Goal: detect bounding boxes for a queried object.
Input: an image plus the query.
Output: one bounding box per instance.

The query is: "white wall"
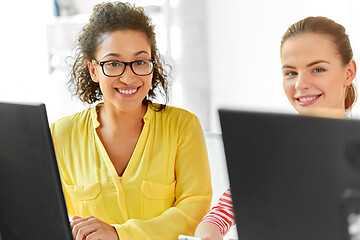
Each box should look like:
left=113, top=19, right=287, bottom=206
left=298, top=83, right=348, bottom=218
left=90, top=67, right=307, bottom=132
left=0, top=1, right=51, bottom=103
left=206, top=0, right=360, bottom=132
left=0, top=1, right=88, bottom=124
left=1, top=0, right=360, bottom=129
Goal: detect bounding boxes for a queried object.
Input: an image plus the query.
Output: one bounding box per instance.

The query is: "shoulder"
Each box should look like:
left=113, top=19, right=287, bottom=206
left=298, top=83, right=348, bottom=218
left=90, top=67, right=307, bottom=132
left=149, top=104, right=203, bottom=133
left=152, top=104, right=199, bottom=124
left=51, top=107, right=94, bottom=137
left=152, top=104, right=197, bottom=119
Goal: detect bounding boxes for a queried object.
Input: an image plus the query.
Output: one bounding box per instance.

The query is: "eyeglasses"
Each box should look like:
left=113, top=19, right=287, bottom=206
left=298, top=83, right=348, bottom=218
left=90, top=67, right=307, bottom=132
left=92, top=59, right=156, bottom=77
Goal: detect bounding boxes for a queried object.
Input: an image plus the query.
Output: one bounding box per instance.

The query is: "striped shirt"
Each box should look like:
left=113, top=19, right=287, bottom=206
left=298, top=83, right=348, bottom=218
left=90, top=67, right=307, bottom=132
left=200, top=188, right=235, bottom=235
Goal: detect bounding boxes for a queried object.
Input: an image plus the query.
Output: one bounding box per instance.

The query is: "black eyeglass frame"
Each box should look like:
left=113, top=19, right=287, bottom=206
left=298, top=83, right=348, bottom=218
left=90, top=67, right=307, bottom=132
left=92, top=59, right=156, bottom=77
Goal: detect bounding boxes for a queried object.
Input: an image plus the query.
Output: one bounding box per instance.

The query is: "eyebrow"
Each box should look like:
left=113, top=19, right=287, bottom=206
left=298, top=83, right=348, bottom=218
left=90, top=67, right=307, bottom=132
left=102, top=51, right=150, bottom=59
left=282, top=60, right=330, bottom=69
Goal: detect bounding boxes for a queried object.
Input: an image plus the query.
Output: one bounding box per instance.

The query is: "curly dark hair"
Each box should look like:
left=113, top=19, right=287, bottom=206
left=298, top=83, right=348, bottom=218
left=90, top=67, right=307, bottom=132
left=69, top=1, right=169, bottom=110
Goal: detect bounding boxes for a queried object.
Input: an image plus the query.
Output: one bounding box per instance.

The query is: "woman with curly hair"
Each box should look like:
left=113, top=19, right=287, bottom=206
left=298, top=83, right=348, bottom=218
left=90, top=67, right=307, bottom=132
left=50, top=2, right=212, bottom=240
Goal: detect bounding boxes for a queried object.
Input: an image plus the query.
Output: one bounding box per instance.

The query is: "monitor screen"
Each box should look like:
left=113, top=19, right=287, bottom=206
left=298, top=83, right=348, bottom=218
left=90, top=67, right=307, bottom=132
left=219, top=109, right=360, bottom=240
left=0, top=102, right=73, bottom=240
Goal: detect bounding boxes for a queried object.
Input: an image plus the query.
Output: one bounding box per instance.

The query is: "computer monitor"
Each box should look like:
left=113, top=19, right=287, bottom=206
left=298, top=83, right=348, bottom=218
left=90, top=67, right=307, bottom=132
left=219, top=109, right=360, bottom=240
left=0, top=102, right=73, bottom=240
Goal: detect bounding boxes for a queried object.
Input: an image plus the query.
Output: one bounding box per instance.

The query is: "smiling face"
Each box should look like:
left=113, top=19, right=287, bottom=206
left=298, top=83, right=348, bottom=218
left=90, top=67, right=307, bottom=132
left=281, top=33, right=355, bottom=118
left=88, top=30, right=152, bottom=113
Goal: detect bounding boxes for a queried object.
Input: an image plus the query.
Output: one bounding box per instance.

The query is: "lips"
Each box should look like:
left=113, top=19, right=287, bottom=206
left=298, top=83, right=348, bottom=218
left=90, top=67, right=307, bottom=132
left=295, top=94, right=322, bottom=106
left=115, top=87, right=139, bottom=95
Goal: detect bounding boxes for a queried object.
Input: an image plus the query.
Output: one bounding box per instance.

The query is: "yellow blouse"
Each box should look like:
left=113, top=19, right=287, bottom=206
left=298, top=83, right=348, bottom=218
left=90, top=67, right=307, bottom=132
left=50, top=103, right=212, bottom=240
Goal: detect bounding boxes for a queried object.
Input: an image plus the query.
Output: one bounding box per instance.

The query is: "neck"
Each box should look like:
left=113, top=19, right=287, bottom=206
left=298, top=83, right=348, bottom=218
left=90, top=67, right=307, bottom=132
left=98, top=103, right=147, bottom=132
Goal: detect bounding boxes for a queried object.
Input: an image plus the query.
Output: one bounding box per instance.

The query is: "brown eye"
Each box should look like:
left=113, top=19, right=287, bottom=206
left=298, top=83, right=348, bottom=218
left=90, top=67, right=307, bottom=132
left=134, top=60, right=146, bottom=66
left=106, top=61, right=121, bottom=67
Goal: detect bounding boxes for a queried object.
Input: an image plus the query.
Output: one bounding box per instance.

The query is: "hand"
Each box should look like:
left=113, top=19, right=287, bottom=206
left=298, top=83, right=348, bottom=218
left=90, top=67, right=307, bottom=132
left=194, top=222, right=223, bottom=240
left=71, top=216, right=119, bottom=240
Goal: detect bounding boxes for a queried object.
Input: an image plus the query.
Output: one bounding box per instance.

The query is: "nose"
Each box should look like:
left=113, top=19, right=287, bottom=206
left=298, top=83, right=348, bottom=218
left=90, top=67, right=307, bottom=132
left=295, top=72, right=312, bottom=90
left=119, top=65, right=136, bottom=85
